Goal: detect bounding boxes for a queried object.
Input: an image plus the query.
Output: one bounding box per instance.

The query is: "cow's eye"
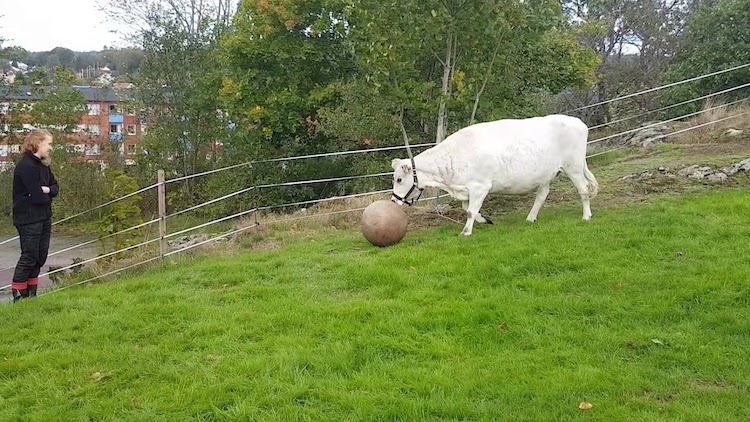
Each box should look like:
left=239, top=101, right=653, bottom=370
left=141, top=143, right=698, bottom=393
left=397, top=178, right=402, bottom=183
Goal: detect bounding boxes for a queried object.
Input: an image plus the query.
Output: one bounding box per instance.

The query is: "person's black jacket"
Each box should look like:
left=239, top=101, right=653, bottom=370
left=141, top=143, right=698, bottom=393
left=12, top=152, right=59, bottom=226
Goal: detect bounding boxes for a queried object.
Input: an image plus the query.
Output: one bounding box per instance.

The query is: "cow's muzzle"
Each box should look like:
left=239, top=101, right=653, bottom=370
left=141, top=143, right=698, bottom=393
left=392, top=185, right=423, bottom=207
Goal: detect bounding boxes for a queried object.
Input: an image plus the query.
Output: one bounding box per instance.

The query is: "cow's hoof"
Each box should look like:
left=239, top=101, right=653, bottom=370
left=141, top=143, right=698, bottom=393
left=483, top=215, right=494, bottom=225
left=459, top=230, right=472, bottom=237
left=526, top=217, right=536, bottom=223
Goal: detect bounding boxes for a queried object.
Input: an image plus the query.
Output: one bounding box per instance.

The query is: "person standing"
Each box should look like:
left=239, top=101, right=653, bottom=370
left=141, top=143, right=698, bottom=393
left=10, top=128, right=59, bottom=302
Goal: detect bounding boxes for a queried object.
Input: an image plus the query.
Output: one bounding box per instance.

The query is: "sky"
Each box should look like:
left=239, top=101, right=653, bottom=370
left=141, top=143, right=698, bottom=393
left=1, top=0, right=123, bottom=52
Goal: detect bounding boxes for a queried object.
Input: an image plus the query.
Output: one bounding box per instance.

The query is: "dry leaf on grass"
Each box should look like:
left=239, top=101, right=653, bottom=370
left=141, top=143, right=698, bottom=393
left=90, top=372, right=111, bottom=382
left=579, top=401, right=593, bottom=410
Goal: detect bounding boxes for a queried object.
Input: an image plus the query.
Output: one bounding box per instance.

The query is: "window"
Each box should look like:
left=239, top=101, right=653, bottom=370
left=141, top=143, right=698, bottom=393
left=0, top=102, right=9, bottom=114
left=127, top=144, right=136, bottom=155
left=109, top=104, right=117, bottom=113
left=88, top=124, right=100, bottom=135
left=85, top=144, right=101, bottom=156
left=10, top=144, right=20, bottom=153
left=127, top=125, right=136, bottom=135
left=76, top=124, right=87, bottom=133
left=87, top=104, right=101, bottom=115
left=110, top=124, right=119, bottom=133
left=0, top=145, right=7, bottom=157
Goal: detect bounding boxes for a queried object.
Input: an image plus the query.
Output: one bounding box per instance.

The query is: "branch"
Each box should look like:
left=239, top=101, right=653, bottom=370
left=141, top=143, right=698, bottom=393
left=470, top=34, right=504, bottom=125
left=166, top=0, right=192, bottom=34
left=432, top=51, right=446, bottom=67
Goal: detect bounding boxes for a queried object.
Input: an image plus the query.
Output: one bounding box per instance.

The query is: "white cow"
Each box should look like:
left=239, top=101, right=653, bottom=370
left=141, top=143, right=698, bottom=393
left=391, top=114, right=599, bottom=236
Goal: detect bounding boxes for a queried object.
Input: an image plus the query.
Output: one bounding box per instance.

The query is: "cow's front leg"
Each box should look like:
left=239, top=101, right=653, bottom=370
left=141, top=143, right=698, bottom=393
left=460, top=187, right=491, bottom=236
left=462, top=201, right=493, bottom=225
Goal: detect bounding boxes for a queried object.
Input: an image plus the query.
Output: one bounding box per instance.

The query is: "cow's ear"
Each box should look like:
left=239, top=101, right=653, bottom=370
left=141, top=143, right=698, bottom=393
left=391, top=158, right=401, bottom=171
left=401, top=163, right=411, bottom=174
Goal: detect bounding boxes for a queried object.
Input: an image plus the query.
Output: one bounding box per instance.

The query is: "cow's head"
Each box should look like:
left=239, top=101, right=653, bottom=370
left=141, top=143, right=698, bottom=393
left=391, top=158, right=422, bottom=206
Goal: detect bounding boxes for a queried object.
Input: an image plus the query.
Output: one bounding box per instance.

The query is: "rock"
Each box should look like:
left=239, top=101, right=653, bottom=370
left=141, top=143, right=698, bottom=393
left=725, top=128, right=744, bottom=137
left=720, top=158, right=750, bottom=176
left=678, top=165, right=699, bottom=177
left=166, top=233, right=225, bottom=250
left=625, top=122, right=670, bottom=148
left=618, top=171, right=651, bottom=181
left=637, top=171, right=653, bottom=180
left=640, top=137, right=663, bottom=148
left=679, top=165, right=713, bottom=179
left=688, top=167, right=712, bottom=180
left=706, top=172, right=728, bottom=183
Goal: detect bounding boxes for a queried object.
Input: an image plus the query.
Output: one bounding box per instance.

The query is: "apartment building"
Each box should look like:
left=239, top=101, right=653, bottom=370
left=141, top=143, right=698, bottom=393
left=0, top=84, right=146, bottom=168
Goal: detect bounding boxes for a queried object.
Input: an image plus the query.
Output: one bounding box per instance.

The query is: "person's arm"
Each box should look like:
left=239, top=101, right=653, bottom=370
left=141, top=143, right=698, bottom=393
left=18, top=163, right=51, bottom=205
left=48, top=169, right=59, bottom=198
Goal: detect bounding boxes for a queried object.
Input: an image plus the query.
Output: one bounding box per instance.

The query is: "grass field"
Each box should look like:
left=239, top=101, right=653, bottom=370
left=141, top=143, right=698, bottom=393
left=2, top=186, right=750, bottom=420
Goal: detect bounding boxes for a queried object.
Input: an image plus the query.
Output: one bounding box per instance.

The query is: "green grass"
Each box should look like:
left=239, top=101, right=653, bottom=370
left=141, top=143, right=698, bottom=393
left=2, top=189, right=750, bottom=421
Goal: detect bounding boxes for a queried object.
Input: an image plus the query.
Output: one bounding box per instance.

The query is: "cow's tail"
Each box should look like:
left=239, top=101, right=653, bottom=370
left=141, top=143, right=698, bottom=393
left=584, top=163, right=599, bottom=198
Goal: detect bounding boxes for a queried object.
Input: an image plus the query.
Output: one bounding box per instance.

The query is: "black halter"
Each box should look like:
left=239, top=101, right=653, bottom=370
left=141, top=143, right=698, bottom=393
left=392, top=156, right=424, bottom=207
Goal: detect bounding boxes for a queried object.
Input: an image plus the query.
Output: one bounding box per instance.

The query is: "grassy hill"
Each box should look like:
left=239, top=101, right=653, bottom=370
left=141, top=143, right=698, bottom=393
left=2, top=184, right=750, bottom=420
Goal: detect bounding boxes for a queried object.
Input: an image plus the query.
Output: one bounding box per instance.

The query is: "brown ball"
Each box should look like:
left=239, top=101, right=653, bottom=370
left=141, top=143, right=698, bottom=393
left=362, top=200, right=408, bottom=247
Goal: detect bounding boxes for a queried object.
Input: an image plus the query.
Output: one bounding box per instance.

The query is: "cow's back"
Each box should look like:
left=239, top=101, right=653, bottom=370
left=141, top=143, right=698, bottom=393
left=421, top=115, right=588, bottom=194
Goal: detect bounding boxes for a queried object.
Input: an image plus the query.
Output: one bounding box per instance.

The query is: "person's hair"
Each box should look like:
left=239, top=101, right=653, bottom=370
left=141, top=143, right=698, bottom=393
left=22, top=128, right=53, bottom=155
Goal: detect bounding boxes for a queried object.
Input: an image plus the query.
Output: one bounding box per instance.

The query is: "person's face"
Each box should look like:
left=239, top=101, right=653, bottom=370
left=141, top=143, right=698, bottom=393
left=36, top=136, right=53, bottom=158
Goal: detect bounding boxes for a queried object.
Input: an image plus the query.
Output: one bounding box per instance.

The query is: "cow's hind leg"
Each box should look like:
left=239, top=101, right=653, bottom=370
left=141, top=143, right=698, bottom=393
left=462, top=201, right=493, bottom=224
left=460, top=187, right=491, bottom=236
left=526, top=183, right=550, bottom=223
left=566, top=170, right=593, bottom=220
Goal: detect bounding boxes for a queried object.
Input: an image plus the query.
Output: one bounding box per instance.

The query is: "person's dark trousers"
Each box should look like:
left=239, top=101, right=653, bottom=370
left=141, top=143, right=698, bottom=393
left=11, top=219, right=51, bottom=302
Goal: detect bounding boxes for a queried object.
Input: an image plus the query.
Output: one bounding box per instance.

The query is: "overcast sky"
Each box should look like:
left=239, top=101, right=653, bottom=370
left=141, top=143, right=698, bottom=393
left=1, top=0, right=123, bottom=52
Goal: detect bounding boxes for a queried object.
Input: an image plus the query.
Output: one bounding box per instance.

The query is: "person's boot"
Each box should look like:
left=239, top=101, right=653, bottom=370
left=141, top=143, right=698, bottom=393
left=27, top=278, right=39, bottom=298
left=11, top=288, right=28, bottom=303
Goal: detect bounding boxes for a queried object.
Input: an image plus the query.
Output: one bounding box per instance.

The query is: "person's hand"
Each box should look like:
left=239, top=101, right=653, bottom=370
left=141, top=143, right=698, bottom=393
left=41, top=186, right=51, bottom=194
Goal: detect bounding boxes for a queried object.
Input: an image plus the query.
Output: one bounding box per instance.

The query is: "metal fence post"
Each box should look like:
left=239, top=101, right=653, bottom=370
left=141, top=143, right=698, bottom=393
left=157, top=169, right=167, bottom=258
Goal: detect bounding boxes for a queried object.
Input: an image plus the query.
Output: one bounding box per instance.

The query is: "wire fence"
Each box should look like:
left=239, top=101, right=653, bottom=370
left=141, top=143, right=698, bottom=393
left=566, top=62, right=750, bottom=113
left=3, top=66, right=749, bottom=296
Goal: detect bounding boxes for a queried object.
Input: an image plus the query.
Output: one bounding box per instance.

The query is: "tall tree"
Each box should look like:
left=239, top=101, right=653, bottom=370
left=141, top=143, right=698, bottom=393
left=219, top=0, right=354, bottom=156
left=102, top=0, right=236, bottom=208
left=560, top=0, right=700, bottom=124
left=664, top=0, right=750, bottom=110
left=335, top=0, right=598, bottom=144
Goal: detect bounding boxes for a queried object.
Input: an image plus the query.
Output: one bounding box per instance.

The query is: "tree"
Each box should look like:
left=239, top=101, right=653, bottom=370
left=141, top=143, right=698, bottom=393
left=103, top=48, right=144, bottom=74
left=560, top=0, right=701, bottom=125
left=219, top=0, right=354, bottom=155
left=334, top=0, right=597, bottom=144
left=30, top=67, right=87, bottom=133
left=101, top=0, right=236, bottom=211
left=49, top=47, right=76, bottom=68
left=96, top=169, right=143, bottom=252
left=663, top=0, right=750, bottom=111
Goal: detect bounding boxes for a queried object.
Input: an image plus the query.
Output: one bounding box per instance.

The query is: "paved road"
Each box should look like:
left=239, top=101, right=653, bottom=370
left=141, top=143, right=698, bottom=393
left=0, top=235, right=98, bottom=303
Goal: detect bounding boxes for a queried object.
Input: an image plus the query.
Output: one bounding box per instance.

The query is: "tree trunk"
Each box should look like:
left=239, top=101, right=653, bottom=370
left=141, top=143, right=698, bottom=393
left=436, top=33, right=454, bottom=144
